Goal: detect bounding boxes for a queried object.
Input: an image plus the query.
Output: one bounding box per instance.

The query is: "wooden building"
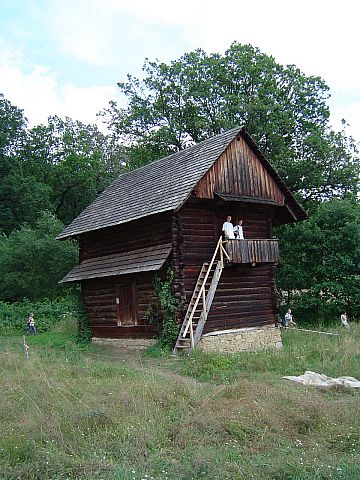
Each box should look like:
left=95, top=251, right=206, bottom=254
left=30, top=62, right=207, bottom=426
left=58, top=127, right=306, bottom=353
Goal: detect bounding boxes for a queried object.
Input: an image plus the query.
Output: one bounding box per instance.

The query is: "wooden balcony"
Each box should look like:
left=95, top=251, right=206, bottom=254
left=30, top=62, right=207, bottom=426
left=225, top=239, right=279, bottom=264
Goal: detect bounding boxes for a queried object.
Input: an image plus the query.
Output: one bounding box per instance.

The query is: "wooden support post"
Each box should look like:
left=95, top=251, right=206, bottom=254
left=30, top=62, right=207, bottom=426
left=23, top=335, right=29, bottom=360
left=220, top=239, right=224, bottom=268
left=202, top=287, right=207, bottom=322
left=189, top=320, right=194, bottom=351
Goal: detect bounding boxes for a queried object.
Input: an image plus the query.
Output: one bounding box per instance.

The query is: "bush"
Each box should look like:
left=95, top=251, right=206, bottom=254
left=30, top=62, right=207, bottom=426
left=0, top=293, right=80, bottom=335
left=277, top=199, right=360, bottom=325
left=0, top=211, right=78, bottom=302
left=146, top=269, right=179, bottom=348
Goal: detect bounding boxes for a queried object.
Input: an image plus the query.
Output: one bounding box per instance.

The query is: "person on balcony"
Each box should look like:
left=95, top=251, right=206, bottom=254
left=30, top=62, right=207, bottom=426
left=234, top=219, right=244, bottom=240
left=222, top=215, right=235, bottom=240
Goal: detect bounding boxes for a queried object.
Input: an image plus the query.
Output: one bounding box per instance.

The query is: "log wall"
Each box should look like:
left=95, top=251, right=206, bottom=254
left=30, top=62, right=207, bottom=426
left=178, top=203, right=278, bottom=332
left=79, top=213, right=172, bottom=338
left=80, top=213, right=171, bottom=261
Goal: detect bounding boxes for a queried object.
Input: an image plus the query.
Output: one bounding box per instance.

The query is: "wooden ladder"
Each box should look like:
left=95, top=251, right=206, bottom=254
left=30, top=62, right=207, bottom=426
left=172, top=237, right=229, bottom=355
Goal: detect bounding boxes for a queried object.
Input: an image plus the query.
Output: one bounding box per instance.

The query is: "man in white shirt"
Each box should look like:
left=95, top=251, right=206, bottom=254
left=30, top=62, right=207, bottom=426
left=222, top=215, right=235, bottom=239
left=234, top=219, right=244, bottom=239
left=340, top=312, right=350, bottom=329
left=284, top=309, right=296, bottom=327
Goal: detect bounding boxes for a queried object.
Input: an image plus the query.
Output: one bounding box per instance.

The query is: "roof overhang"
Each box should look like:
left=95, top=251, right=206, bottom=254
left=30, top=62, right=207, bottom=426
left=215, top=192, right=283, bottom=207
left=59, top=243, right=172, bottom=283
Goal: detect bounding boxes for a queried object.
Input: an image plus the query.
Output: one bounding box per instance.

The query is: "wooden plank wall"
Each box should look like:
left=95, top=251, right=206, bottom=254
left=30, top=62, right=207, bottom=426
left=79, top=212, right=172, bottom=338
left=82, top=272, right=158, bottom=338
left=204, top=264, right=277, bottom=332
left=79, top=212, right=172, bottom=261
left=194, top=134, right=285, bottom=205
left=179, top=203, right=278, bottom=332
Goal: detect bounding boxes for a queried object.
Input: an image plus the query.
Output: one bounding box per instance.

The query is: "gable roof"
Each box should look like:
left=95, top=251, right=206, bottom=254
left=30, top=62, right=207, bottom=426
left=57, top=127, right=306, bottom=240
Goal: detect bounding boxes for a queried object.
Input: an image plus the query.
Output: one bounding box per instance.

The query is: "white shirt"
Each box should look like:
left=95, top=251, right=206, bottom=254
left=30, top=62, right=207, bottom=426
left=284, top=312, right=293, bottom=325
left=234, top=225, right=244, bottom=239
left=222, top=221, right=235, bottom=239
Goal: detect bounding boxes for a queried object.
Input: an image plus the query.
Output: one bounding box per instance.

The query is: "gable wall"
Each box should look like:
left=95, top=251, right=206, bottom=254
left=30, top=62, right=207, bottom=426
left=194, top=134, right=285, bottom=204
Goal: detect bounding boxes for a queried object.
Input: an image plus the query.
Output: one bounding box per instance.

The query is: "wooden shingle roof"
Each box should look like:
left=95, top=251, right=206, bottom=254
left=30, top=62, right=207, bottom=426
left=57, top=126, right=307, bottom=240
left=59, top=243, right=172, bottom=283
left=56, top=127, right=242, bottom=239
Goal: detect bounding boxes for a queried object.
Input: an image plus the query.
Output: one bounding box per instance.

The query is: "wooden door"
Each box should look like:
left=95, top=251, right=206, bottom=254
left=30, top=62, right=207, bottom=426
left=116, top=283, right=137, bottom=326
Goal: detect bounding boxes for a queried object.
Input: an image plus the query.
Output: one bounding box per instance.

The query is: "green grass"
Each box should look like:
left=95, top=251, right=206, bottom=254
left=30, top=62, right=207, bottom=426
left=0, top=324, right=359, bottom=479
left=179, top=326, right=360, bottom=383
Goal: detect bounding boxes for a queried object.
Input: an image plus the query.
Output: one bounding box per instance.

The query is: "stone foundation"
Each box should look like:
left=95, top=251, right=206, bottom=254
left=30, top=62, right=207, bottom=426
left=199, top=325, right=282, bottom=354
left=92, top=337, right=156, bottom=350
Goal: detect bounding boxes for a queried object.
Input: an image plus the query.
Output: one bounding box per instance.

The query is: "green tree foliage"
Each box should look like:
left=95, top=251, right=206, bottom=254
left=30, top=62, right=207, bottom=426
left=0, top=212, right=78, bottom=301
left=0, top=94, right=125, bottom=234
left=0, top=94, right=53, bottom=234
left=146, top=269, right=179, bottom=347
left=103, top=43, right=359, bottom=201
left=20, top=116, right=125, bottom=226
left=276, top=200, right=360, bottom=322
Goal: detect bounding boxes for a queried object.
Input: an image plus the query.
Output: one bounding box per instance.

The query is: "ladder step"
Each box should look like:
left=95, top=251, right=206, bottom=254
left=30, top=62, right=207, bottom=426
left=173, top=256, right=223, bottom=356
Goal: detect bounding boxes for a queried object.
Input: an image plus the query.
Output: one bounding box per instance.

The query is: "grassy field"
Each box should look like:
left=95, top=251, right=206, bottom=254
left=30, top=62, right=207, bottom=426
left=1, top=321, right=360, bottom=480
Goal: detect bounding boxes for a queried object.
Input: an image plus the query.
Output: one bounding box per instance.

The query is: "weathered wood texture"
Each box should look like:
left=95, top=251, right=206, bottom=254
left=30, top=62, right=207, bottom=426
left=194, top=134, right=285, bottom=205
left=225, top=239, right=279, bottom=264
left=178, top=203, right=278, bottom=331
left=204, top=264, right=277, bottom=332
left=57, top=128, right=243, bottom=240
left=78, top=213, right=172, bottom=338
left=61, top=243, right=172, bottom=283
left=82, top=273, right=158, bottom=338
left=79, top=213, right=171, bottom=261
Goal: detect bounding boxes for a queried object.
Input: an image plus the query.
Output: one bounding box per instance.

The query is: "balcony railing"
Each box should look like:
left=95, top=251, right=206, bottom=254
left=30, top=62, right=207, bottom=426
left=225, top=239, right=279, bottom=264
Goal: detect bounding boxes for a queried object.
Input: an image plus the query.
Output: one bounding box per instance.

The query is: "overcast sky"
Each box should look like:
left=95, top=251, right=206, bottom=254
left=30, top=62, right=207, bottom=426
left=0, top=0, right=359, bottom=140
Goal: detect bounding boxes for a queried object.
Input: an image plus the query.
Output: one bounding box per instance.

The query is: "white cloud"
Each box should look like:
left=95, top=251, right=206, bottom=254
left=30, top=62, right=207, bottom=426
left=0, top=41, right=119, bottom=127
left=44, top=0, right=360, bottom=89
left=1, top=0, right=359, bottom=140
left=330, top=95, right=360, bottom=140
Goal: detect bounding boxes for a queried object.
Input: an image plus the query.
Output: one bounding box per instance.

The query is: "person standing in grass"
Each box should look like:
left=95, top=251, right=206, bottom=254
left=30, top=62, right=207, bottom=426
left=340, top=311, right=350, bottom=329
left=284, top=308, right=296, bottom=327
left=26, top=312, right=36, bottom=336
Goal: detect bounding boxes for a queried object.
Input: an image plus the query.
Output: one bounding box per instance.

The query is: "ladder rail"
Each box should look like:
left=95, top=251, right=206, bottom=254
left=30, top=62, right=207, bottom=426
left=194, top=260, right=223, bottom=346
left=182, top=236, right=229, bottom=338
left=172, top=262, right=209, bottom=354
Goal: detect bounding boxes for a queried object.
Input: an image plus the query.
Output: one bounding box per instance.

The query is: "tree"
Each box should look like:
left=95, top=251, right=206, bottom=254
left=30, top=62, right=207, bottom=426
left=0, top=95, right=52, bottom=234
left=23, top=116, right=125, bottom=226
left=0, top=212, right=78, bottom=301
left=276, top=200, right=360, bottom=322
left=0, top=95, right=125, bottom=234
left=103, top=43, right=359, bottom=201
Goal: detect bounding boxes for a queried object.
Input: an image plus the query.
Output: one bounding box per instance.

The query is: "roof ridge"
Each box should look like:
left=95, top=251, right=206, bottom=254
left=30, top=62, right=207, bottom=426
left=110, top=126, right=242, bottom=180
left=56, top=126, right=243, bottom=239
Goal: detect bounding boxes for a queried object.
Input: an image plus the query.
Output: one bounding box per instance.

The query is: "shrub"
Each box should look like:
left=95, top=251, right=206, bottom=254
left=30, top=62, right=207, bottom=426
left=0, top=293, right=80, bottom=335
left=146, top=269, right=179, bottom=348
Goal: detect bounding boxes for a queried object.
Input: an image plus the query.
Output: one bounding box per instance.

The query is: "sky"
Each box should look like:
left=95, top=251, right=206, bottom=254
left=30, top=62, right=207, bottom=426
left=0, top=0, right=359, bottom=141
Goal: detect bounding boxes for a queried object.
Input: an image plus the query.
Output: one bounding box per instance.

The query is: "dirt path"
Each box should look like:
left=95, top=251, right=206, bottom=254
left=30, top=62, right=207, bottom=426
left=84, top=343, right=213, bottom=390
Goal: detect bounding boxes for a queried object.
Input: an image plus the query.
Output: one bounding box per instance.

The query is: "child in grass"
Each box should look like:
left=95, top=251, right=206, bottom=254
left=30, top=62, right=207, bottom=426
left=26, top=312, right=36, bottom=336
left=284, top=308, right=296, bottom=327
left=340, top=312, right=350, bottom=329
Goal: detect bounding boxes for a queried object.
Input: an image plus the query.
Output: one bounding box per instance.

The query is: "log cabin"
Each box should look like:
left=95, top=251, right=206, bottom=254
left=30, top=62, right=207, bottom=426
left=57, top=127, right=307, bottom=353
